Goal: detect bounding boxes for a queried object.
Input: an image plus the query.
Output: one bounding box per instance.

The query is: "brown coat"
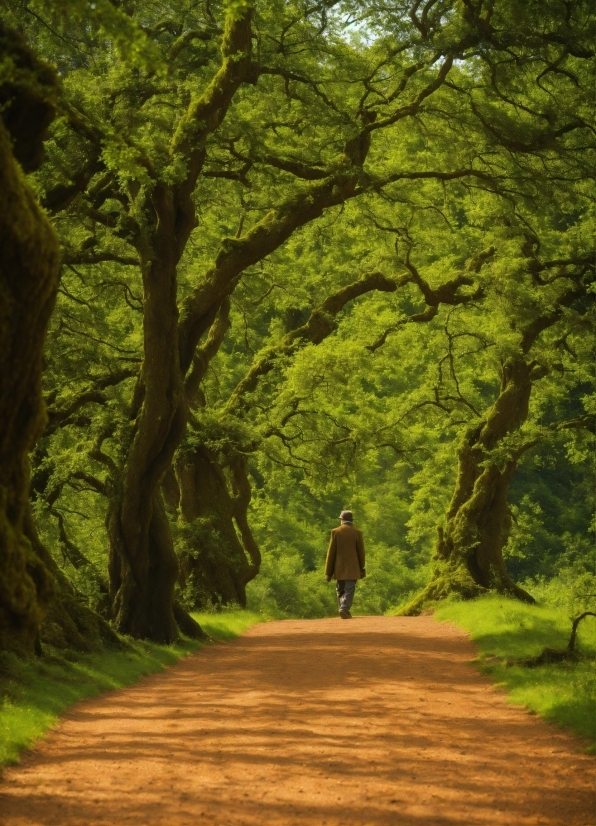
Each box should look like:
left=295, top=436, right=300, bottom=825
left=325, top=524, right=365, bottom=581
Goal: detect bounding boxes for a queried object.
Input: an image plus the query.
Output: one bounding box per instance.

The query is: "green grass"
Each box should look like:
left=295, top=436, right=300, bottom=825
left=193, top=609, right=264, bottom=640
left=434, top=596, right=596, bottom=751
left=0, top=610, right=264, bottom=768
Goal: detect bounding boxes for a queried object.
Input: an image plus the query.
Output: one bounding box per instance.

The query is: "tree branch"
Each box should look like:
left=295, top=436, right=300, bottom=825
left=225, top=271, right=399, bottom=413
left=45, top=368, right=137, bottom=435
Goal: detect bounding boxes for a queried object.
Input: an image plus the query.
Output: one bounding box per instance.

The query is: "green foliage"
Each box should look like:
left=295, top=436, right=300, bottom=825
left=3, top=0, right=593, bottom=637
left=435, top=597, right=596, bottom=748
left=247, top=548, right=337, bottom=619
left=522, top=569, right=596, bottom=617
left=239, top=184, right=594, bottom=616
left=0, top=610, right=263, bottom=766
left=506, top=449, right=595, bottom=582
left=246, top=469, right=431, bottom=618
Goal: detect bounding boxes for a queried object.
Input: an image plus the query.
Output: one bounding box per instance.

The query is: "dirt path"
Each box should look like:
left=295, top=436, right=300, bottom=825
left=1, top=616, right=594, bottom=826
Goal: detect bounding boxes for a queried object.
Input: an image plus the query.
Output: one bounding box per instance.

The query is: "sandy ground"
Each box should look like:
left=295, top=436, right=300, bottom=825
left=1, top=616, right=594, bottom=826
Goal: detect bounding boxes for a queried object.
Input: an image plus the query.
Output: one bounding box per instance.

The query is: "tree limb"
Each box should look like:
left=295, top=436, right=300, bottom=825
left=225, top=271, right=399, bottom=413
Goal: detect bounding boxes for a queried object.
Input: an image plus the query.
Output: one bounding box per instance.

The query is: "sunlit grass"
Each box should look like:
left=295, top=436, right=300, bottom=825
left=435, top=596, right=596, bottom=750
left=0, top=610, right=265, bottom=767
left=192, top=609, right=264, bottom=640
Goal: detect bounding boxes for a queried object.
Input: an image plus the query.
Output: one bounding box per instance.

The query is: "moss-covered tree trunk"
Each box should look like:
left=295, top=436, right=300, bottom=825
left=404, top=357, right=536, bottom=614
left=0, top=28, right=122, bottom=655
left=107, top=183, right=193, bottom=642
left=105, top=7, right=254, bottom=642
left=0, top=28, right=59, bottom=654
left=111, top=163, right=373, bottom=632
left=175, top=449, right=259, bottom=608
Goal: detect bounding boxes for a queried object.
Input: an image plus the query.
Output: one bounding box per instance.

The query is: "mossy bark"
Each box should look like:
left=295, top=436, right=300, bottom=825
left=107, top=206, right=189, bottom=642
left=105, top=7, right=254, bottom=642
left=100, top=7, right=378, bottom=638
left=103, top=6, right=405, bottom=636
left=403, top=358, right=536, bottom=615
left=0, top=28, right=123, bottom=655
left=107, top=140, right=369, bottom=635
left=175, top=449, right=259, bottom=608
left=0, top=31, right=60, bottom=654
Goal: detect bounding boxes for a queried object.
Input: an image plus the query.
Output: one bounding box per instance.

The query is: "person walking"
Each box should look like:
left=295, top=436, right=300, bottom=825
left=325, top=510, right=366, bottom=619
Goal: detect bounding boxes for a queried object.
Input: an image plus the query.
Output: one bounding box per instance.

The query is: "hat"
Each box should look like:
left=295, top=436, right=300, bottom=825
left=339, top=510, right=353, bottom=522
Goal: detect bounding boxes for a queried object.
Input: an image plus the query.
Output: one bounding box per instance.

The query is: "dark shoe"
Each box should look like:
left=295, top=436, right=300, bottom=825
left=339, top=610, right=352, bottom=619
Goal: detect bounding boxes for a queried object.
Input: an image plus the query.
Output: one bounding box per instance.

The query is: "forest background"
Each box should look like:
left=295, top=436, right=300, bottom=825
left=0, top=0, right=594, bottom=658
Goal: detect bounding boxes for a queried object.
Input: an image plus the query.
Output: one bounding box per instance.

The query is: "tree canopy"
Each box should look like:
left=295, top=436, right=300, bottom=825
left=0, top=0, right=593, bottom=653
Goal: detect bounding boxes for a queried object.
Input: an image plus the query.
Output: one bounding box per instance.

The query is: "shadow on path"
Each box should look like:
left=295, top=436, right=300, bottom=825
left=0, top=616, right=593, bottom=826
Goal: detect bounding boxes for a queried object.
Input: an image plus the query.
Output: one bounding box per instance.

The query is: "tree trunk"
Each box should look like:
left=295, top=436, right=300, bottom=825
left=107, top=216, right=190, bottom=641
left=229, top=454, right=261, bottom=584
left=105, top=19, right=371, bottom=636
left=403, top=358, right=536, bottom=615
left=109, top=157, right=371, bottom=634
left=175, top=448, right=259, bottom=608
left=0, top=31, right=60, bottom=654
left=105, top=6, right=255, bottom=641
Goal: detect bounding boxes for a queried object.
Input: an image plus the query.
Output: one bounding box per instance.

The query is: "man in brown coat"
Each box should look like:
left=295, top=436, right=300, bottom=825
left=325, top=510, right=366, bottom=619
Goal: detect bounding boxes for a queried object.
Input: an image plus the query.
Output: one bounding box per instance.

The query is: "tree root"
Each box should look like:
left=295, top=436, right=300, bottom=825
left=399, top=558, right=538, bottom=616
left=172, top=601, right=208, bottom=640
left=398, top=569, right=487, bottom=616
left=506, top=647, right=580, bottom=668
left=506, top=612, right=596, bottom=668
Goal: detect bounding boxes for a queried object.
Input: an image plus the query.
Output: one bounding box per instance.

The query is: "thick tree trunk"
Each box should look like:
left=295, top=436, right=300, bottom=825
left=107, top=214, right=190, bottom=641
left=105, top=7, right=255, bottom=641
left=105, top=14, right=371, bottom=636
left=403, top=358, right=536, bottom=615
left=0, top=32, right=60, bottom=654
left=175, top=448, right=260, bottom=608
left=106, top=191, right=206, bottom=641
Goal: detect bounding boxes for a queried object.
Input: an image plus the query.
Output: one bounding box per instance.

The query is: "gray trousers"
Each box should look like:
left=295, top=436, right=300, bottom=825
left=336, top=579, right=356, bottom=613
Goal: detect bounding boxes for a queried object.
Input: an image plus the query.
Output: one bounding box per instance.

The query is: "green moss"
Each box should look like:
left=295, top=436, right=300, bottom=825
left=0, top=609, right=264, bottom=766
left=435, top=596, right=596, bottom=749
left=398, top=564, right=486, bottom=616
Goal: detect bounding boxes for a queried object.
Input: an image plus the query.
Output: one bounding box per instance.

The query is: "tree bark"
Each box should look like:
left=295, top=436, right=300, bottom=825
left=105, top=7, right=254, bottom=642
left=107, top=119, right=373, bottom=633
left=175, top=448, right=258, bottom=608
left=107, top=191, right=189, bottom=641
left=403, top=357, right=536, bottom=615
left=401, top=259, right=588, bottom=615
left=108, top=7, right=251, bottom=643
left=0, top=28, right=60, bottom=655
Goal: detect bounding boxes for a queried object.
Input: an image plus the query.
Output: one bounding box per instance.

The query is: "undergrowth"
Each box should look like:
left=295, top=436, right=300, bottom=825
left=0, top=610, right=264, bottom=768
left=434, top=596, right=596, bottom=751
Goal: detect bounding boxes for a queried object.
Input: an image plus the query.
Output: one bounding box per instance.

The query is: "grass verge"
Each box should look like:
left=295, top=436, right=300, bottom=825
left=0, top=609, right=264, bottom=768
left=434, top=596, right=596, bottom=752
left=192, top=609, right=264, bottom=640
